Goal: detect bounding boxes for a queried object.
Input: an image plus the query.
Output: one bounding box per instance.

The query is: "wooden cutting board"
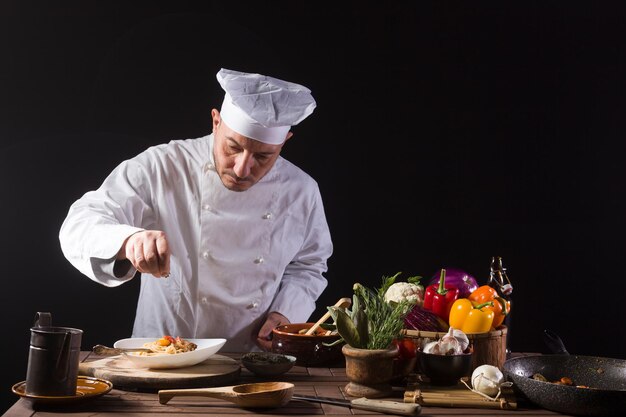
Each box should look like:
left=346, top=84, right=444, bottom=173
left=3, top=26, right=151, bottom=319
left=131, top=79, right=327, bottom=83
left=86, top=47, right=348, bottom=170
left=79, top=354, right=241, bottom=390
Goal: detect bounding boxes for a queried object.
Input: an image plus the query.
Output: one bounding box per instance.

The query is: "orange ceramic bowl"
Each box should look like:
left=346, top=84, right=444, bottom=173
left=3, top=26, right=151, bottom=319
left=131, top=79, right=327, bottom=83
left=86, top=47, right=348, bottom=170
left=271, top=323, right=344, bottom=367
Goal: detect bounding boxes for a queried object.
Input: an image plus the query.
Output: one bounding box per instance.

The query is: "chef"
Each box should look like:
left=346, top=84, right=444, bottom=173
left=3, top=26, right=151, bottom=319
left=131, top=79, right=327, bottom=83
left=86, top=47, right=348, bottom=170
left=59, top=68, right=333, bottom=352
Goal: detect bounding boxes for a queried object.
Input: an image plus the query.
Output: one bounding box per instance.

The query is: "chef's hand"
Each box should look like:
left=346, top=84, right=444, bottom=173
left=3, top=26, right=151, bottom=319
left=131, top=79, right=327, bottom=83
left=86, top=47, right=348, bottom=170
left=117, top=230, right=171, bottom=278
left=256, top=312, right=290, bottom=351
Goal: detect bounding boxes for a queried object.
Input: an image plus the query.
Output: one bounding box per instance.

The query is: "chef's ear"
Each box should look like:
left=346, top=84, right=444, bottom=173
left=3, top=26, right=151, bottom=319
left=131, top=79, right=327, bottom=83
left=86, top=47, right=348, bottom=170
left=211, top=109, right=221, bottom=130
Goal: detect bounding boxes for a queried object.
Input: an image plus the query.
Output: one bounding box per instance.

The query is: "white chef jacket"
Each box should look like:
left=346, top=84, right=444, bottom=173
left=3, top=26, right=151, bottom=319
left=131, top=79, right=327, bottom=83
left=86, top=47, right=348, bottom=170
left=59, top=134, right=332, bottom=352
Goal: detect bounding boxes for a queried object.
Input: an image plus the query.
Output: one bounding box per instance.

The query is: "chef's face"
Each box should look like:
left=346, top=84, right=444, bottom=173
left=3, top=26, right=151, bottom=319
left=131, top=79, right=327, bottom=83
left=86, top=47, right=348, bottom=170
left=211, top=109, right=291, bottom=192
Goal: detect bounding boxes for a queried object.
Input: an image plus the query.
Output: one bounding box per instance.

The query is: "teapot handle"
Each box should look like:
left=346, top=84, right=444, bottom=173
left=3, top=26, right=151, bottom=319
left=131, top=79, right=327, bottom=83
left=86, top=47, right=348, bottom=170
left=33, top=312, right=52, bottom=328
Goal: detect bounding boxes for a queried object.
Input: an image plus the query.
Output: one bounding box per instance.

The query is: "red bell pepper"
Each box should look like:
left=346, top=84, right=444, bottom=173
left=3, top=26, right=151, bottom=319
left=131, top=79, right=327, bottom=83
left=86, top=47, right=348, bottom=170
left=422, top=268, right=460, bottom=322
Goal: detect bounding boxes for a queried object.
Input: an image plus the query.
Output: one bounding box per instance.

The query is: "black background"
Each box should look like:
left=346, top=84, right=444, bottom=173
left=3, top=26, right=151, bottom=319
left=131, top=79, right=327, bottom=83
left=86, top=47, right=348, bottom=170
left=2, top=1, right=625, bottom=412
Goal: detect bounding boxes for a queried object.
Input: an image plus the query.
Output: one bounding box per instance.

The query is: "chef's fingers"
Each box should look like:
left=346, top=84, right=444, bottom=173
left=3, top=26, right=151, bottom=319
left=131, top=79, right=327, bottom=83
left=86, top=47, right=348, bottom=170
left=257, top=322, right=273, bottom=341
left=143, top=246, right=162, bottom=276
left=122, top=231, right=144, bottom=270
left=140, top=232, right=168, bottom=277
left=133, top=238, right=151, bottom=273
left=255, top=312, right=290, bottom=351
left=255, top=336, right=272, bottom=351
left=123, top=231, right=167, bottom=277
left=155, top=234, right=170, bottom=278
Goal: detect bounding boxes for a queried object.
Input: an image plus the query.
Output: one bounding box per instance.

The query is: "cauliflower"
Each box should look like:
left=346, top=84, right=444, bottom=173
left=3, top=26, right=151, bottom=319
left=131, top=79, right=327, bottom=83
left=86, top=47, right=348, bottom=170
left=384, top=282, right=424, bottom=306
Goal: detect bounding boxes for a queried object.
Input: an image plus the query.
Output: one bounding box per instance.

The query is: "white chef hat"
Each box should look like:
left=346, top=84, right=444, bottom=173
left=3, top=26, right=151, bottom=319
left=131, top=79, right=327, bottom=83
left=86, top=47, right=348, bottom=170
left=216, top=68, right=317, bottom=145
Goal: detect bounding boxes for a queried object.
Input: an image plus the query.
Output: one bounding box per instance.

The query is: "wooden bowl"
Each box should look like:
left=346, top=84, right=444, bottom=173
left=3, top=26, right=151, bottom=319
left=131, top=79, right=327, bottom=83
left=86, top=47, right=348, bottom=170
left=271, top=323, right=344, bottom=367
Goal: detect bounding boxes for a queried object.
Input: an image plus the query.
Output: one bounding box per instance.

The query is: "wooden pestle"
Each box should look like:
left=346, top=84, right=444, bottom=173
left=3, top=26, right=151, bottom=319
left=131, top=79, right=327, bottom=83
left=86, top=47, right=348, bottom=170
left=304, top=297, right=351, bottom=335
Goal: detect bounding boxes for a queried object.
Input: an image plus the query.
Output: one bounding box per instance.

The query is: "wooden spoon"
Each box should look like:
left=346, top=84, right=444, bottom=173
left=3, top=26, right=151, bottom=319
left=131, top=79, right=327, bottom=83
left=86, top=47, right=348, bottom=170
left=305, top=297, right=351, bottom=335
left=158, top=381, right=294, bottom=408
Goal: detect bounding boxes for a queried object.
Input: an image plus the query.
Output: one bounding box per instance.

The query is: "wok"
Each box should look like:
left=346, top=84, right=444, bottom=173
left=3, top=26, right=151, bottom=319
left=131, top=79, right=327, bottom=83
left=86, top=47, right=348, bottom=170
left=503, top=330, right=626, bottom=416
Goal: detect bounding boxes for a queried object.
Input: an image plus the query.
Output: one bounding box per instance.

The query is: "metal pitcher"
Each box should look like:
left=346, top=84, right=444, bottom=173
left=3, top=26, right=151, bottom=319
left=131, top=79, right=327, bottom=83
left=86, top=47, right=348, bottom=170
left=25, top=312, right=83, bottom=396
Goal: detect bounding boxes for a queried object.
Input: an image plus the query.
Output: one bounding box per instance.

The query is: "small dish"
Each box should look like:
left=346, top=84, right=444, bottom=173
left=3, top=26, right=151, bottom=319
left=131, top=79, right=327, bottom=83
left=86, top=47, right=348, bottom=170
left=241, top=352, right=296, bottom=377
left=12, top=376, right=113, bottom=405
left=113, top=337, right=226, bottom=369
left=418, top=351, right=473, bottom=385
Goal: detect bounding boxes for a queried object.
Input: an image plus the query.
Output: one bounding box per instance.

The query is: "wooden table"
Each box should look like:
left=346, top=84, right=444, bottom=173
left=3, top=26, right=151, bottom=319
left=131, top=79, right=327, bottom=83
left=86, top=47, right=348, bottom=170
left=4, top=352, right=570, bottom=417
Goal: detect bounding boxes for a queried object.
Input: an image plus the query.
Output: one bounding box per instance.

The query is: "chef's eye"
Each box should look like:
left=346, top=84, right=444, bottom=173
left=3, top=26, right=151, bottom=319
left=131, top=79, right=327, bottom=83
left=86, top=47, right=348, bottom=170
left=227, top=145, right=243, bottom=155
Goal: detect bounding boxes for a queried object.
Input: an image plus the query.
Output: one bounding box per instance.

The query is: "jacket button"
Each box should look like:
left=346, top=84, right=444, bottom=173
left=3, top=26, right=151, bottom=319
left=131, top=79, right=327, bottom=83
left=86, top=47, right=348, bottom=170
left=254, top=257, right=264, bottom=264
left=202, top=251, right=210, bottom=259
left=262, top=212, right=272, bottom=220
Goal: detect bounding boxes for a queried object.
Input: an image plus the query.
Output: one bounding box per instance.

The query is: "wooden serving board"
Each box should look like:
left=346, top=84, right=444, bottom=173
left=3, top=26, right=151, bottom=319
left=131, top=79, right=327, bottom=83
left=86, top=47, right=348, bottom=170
left=79, top=354, right=241, bottom=390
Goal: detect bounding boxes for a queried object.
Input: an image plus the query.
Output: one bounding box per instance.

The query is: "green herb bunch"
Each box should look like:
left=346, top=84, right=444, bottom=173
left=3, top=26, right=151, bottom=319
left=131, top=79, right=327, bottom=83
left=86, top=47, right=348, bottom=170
left=327, top=272, right=414, bottom=350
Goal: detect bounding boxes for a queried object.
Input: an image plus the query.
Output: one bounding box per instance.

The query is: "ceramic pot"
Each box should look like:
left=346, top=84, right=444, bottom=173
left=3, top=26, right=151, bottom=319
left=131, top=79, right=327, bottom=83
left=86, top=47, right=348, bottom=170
left=271, top=323, right=344, bottom=367
left=342, top=344, right=399, bottom=398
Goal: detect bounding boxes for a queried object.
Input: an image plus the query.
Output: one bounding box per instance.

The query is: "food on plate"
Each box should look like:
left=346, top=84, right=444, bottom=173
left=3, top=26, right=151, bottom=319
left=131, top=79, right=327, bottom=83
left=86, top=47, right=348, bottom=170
left=531, top=372, right=548, bottom=382
left=448, top=298, right=495, bottom=333
left=532, top=373, right=589, bottom=388
left=421, top=327, right=469, bottom=355
left=296, top=326, right=337, bottom=336
left=138, top=336, right=197, bottom=355
left=423, top=269, right=460, bottom=322
left=427, top=267, right=479, bottom=298
left=471, top=364, right=505, bottom=396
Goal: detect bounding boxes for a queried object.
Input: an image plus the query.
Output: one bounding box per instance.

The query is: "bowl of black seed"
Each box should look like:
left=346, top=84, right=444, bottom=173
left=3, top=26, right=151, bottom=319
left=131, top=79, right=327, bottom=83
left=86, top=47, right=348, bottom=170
left=241, top=352, right=297, bottom=377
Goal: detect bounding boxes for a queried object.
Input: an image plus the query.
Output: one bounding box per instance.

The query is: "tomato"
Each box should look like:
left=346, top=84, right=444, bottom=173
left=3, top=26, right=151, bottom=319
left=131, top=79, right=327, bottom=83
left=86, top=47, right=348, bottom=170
left=393, top=338, right=417, bottom=359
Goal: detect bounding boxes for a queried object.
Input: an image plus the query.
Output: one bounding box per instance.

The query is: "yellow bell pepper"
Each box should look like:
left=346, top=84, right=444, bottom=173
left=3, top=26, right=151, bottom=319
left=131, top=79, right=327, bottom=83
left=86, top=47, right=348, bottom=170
left=448, top=298, right=495, bottom=333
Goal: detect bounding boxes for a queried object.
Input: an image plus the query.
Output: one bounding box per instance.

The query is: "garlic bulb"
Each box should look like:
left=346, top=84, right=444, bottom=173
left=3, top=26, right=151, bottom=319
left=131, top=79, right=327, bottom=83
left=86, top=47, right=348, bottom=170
left=438, top=327, right=462, bottom=354
left=451, top=328, right=469, bottom=351
left=421, top=341, right=438, bottom=354
left=471, top=365, right=504, bottom=397
left=424, top=327, right=466, bottom=355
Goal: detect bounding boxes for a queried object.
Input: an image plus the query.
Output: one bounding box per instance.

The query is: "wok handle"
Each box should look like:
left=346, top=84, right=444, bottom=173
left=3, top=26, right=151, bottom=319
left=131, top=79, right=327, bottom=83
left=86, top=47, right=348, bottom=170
left=543, top=329, right=569, bottom=354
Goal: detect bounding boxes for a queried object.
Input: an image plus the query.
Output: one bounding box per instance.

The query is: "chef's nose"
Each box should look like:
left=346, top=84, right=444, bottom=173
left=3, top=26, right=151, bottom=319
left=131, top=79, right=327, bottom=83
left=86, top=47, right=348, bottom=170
left=233, top=151, right=254, bottom=178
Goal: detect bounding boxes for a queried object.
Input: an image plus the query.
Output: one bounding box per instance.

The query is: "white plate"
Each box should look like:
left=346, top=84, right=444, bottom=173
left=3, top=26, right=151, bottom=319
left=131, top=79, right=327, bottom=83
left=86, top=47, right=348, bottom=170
left=113, top=337, right=226, bottom=369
